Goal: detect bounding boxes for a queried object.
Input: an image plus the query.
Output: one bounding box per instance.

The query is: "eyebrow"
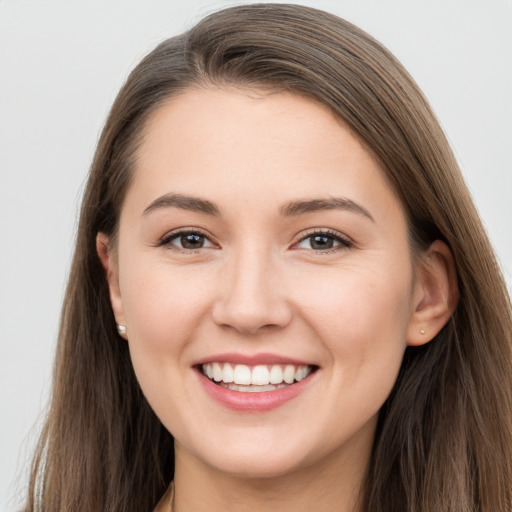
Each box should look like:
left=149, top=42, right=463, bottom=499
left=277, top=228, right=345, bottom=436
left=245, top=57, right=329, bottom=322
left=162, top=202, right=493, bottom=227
left=143, top=193, right=221, bottom=216
left=280, top=197, right=374, bottom=222
left=142, top=193, right=374, bottom=222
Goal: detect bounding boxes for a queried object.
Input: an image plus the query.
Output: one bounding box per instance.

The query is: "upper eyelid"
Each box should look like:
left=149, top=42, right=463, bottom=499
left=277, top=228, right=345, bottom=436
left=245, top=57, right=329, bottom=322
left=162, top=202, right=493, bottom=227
left=291, top=229, right=353, bottom=253
left=157, top=227, right=352, bottom=248
left=161, top=227, right=211, bottom=240
left=295, top=228, right=352, bottom=243
left=157, top=228, right=218, bottom=249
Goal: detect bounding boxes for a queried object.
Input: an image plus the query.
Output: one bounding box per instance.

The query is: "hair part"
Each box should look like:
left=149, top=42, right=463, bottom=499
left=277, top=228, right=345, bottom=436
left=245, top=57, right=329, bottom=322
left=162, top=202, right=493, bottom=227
left=27, top=4, right=512, bottom=511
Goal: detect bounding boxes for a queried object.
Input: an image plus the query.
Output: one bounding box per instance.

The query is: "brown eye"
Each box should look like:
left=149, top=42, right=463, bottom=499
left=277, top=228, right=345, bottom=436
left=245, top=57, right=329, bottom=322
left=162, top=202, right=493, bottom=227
left=161, top=230, right=215, bottom=251
left=180, top=233, right=205, bottom=249
left=310, top=235, right=334, bottom=250
left=295, top=231, right=351, bottom=252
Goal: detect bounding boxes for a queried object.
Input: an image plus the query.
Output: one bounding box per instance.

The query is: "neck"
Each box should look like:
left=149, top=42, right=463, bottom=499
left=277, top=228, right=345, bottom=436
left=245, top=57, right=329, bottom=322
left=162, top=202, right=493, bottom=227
left=166, top=434, right=372, bottom=512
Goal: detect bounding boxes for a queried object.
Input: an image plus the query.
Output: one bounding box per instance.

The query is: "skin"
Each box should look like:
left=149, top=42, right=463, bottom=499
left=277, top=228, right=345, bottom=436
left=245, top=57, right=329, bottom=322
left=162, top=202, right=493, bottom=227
left=97, top=88, right=457, bottom=512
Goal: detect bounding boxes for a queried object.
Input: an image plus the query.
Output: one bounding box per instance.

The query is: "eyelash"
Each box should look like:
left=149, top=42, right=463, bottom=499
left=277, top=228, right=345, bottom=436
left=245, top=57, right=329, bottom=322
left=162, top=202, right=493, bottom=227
left=157, top=228, right=352, bottom=254
left=157, top=228, right=215, bottom=253
left=293, top=229, right=352, bottom=254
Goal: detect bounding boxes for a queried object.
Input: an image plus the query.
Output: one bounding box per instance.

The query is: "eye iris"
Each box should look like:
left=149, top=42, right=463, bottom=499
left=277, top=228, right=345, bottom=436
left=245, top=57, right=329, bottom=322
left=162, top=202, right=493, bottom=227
left=181, top=233, right=204, bottom=249
left=311, top=235, right=334, bottom=249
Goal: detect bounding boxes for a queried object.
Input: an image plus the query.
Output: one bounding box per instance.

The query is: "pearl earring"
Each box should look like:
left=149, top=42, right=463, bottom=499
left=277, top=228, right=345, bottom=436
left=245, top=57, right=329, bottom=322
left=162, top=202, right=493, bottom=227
left=117, top=324, right=127, bottom=336
left=420, top=329, right=426, bottom=335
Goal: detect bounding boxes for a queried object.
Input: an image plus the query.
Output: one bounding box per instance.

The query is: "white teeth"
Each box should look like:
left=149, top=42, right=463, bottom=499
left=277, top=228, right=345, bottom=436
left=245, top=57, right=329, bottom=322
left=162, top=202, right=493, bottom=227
left=222, top=363, right=234, bottom=383
left=233, top=364, right=252, bottom=385
left=201, top=362, right=314, bottom=388
left=295, top=365, right=308, bottom=382
left=222, top=383, right=279, bottom=392
left=251, top=365, right=270, bottom=385
left=212, top=362, right=223, bottom=382
left=283, top=365, right=295, bottom=384
left=269, top=365, right=283, bottom=384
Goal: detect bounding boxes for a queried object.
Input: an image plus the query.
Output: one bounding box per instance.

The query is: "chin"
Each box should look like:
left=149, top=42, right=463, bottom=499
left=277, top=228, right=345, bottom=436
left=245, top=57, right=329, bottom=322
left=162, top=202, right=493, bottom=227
left=191, top=435, right=316, bottom=480
left=211, top=453, right=307, bottom=480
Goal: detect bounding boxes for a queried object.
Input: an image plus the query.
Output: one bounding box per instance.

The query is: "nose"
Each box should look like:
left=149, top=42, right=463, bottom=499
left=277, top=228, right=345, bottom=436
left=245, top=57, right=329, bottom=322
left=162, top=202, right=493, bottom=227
left=211, top=246, right=293, bottom=334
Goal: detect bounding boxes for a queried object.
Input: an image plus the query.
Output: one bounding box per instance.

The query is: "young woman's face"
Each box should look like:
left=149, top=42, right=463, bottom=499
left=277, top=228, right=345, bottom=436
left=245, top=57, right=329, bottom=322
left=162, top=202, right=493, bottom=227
left=110, top=88, right=421, bottom=479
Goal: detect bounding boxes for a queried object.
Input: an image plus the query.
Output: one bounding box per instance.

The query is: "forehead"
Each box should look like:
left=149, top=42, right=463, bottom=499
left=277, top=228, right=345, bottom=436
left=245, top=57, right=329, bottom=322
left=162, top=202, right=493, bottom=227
left=126, top=87, right=403, bottom=224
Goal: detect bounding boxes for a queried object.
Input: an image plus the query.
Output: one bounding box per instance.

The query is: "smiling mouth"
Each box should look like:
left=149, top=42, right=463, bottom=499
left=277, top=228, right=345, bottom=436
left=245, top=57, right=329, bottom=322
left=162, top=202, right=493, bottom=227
left=200, top=363, right=317, bottom=392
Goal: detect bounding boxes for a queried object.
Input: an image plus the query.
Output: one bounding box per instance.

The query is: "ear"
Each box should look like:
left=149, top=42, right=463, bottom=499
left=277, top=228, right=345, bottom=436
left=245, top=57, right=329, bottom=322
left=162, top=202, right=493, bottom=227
left=96, top=232, right=127, bottom=337
left=407, top=240, right=459, bottom=346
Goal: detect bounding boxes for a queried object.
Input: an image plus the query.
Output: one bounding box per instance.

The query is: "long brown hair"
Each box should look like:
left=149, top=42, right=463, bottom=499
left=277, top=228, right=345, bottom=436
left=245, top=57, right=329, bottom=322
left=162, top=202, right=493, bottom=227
left=26, top=4, right=512, bottom=511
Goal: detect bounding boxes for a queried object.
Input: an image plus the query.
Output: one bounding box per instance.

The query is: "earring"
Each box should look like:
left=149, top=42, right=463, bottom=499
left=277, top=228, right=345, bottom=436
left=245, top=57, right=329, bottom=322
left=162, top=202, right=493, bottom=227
left=117, top=323, right=127, bottom=336
left=420, top=328, right=426, bottom=335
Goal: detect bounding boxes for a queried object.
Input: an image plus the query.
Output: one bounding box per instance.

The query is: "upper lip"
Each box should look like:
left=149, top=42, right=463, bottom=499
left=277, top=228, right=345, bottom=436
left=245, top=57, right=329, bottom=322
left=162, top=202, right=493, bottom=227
left=192, top=352, right=317, bottom=367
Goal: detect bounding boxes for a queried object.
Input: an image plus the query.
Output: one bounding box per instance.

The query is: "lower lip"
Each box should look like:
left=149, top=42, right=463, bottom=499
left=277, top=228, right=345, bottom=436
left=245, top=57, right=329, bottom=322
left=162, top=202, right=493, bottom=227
left=197, top=370, right=315, bottom=412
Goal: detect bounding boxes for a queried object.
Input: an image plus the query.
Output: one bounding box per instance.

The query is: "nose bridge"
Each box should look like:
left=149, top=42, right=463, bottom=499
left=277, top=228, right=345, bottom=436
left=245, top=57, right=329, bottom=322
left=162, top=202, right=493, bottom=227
left=212, top=242, right=291, bottom=333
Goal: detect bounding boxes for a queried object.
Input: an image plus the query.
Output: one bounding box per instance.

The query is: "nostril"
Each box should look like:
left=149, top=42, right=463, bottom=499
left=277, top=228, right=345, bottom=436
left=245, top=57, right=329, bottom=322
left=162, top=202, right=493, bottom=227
left=211, top=298, right=293, bottom=334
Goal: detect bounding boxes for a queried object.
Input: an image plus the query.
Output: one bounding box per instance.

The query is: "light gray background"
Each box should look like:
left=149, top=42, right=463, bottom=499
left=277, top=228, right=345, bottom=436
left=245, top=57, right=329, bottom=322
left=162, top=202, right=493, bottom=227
left=1, top=1, right=511, bottom=510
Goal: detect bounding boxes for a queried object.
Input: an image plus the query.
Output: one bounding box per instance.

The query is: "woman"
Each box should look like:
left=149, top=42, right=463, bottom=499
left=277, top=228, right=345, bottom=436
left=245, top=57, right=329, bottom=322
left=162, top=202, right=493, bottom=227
left=25, top=4, right=512, bottom=511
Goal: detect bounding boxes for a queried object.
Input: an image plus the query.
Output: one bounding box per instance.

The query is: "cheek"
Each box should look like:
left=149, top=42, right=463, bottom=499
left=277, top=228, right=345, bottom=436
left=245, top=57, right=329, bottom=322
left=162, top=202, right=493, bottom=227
left=292, top=266, right=412, bottom=438
left=122, top=257, right=208, bottom=326
left=117, top=255, right=215, bottom=383
left=117, top=259, right=216, bottom=426
left=293, top=261, right=413, bottom=372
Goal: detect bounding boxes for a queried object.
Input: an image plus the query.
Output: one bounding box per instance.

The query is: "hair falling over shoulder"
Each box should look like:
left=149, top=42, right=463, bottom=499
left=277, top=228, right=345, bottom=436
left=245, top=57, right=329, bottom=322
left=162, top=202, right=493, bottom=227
left=25, top=4, right=512, bottom=511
